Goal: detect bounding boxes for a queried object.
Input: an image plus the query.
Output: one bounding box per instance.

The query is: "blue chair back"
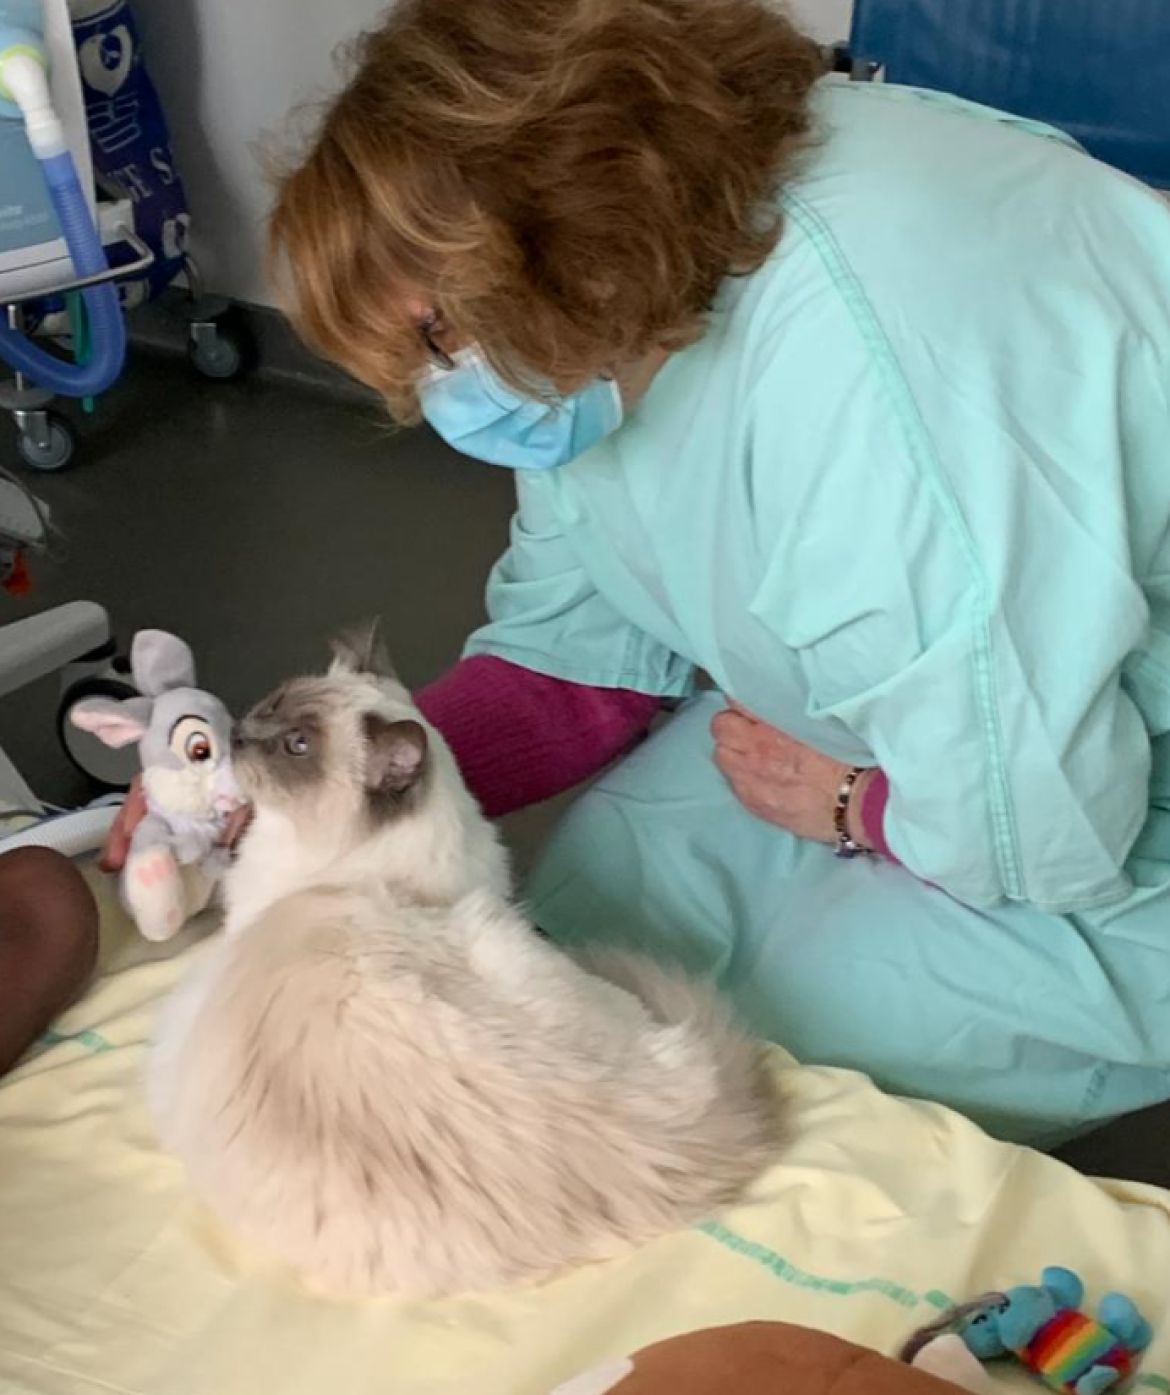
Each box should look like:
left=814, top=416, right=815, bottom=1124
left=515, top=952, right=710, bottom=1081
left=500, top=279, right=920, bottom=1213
left=848, top=0, right=1170, bottom=188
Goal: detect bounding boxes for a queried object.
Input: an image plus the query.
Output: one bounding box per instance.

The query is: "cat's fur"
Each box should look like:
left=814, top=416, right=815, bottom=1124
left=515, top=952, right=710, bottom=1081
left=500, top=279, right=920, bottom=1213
left=150, top=630, right=779, bottom=1297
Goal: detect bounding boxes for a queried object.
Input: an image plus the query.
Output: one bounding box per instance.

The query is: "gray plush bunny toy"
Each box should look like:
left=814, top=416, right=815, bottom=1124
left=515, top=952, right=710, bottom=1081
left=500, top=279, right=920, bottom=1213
left=72, top=630, right=241, bottom=942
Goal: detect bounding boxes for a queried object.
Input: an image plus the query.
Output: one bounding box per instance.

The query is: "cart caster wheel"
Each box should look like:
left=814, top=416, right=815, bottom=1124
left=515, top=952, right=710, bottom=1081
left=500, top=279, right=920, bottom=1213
left=17, top=413, right=76, bottom=472
left=188, top=311, right=254, bottom=382
left=58, top=675, right=141, bottom=791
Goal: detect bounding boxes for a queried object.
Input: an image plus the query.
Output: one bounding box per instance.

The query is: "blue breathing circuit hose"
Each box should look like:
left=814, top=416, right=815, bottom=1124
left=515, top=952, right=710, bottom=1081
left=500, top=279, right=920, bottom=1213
left=0, top=148, right=126, bottom=397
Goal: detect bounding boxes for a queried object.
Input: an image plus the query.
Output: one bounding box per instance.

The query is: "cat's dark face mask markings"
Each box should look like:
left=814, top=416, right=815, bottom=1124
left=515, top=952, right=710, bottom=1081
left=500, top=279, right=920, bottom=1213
left=232, top=682, right=332, bottom=797
left=232, top=677, right=430, bottom=823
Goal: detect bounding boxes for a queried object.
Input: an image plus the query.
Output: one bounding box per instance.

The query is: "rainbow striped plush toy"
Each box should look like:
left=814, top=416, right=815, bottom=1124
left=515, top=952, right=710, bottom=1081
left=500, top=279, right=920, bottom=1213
left=954, top=1266, right=1153, bottom=1394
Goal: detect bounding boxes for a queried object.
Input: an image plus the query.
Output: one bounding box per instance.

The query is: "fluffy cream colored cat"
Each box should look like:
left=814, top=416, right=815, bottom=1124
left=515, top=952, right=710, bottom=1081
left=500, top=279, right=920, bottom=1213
left=150, top=630, right=779, bottom=1296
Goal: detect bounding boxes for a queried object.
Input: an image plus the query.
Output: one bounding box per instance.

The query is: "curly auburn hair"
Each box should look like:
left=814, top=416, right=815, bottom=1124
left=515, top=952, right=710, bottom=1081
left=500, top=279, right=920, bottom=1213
left=269, top=0, right=823, bottom=420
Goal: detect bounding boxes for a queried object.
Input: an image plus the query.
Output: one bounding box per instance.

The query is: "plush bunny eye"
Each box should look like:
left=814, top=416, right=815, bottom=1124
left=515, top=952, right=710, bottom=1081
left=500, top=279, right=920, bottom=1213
left=186, top=733, right=212, bottom=763
left=171, top=717, right=218, bottom=766
left=285, top=730, right=310, bottom=757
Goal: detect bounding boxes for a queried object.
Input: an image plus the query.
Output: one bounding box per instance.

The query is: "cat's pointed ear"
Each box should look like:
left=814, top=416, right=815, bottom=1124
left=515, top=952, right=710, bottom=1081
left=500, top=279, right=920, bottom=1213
left=330, top=620, right=396, bottom=680
left=362, top=715, right=428, bottom=800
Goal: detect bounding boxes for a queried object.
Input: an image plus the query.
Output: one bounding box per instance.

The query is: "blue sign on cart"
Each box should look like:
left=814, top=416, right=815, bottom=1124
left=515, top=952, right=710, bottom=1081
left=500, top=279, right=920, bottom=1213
left=69, top=0, right=190, bottom=306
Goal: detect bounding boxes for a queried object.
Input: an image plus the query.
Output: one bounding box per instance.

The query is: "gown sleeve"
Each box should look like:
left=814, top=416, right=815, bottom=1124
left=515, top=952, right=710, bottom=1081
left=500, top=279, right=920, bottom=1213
left=464, top=471, right=696, bottom=698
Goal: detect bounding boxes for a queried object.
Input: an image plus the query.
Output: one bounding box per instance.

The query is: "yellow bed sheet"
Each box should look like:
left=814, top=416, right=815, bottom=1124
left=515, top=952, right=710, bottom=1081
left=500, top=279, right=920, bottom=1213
left=0, top=874, right=1168, bottom=1395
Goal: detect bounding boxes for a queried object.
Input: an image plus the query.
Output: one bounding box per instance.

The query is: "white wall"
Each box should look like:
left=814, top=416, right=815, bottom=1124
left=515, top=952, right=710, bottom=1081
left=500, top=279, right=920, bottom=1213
left=790, top=0, right=855, bottom=43
left=134, top=0, right=390, bottom=304
left=137, top=0, right=855, bottom=305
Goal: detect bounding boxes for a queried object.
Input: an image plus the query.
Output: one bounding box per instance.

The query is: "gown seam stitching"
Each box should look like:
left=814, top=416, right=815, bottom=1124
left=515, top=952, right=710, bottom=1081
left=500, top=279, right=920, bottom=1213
left=779, top=190, right=1024, bottom=899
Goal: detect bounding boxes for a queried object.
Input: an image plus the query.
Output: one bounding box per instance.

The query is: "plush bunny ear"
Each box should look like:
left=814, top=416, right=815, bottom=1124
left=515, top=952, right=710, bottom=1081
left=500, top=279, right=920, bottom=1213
left=70, top=696, right=154, bottom=749
left=132, top=630, right=196, bottom=697
left=330, top=619, right=396, bottom=679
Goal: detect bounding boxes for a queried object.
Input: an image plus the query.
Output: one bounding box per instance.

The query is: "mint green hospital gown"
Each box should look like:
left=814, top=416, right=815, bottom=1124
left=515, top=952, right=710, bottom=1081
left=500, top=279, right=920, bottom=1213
left=466, top=82, right=1170, bottom=1148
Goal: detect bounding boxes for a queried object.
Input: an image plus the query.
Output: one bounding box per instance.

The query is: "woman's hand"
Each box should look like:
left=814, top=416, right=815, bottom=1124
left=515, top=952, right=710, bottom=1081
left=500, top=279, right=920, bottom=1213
left=100, top=777, right=252, bottom=873
left=711, top=700, right=873, bottom=846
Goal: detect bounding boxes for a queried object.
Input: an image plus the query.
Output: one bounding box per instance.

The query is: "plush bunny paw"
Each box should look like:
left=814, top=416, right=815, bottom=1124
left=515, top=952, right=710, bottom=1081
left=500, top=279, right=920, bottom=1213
left=124, top=847, right=188, bottom=942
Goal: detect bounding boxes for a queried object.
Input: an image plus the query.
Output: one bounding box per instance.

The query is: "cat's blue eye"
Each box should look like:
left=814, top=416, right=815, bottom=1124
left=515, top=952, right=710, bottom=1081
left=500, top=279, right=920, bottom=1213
left=285, top=731, right=310, bottom=757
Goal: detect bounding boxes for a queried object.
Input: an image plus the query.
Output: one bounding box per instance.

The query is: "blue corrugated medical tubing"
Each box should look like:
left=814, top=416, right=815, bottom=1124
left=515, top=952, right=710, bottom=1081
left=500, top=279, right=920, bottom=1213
left=0, top=149, right=126, bottom=396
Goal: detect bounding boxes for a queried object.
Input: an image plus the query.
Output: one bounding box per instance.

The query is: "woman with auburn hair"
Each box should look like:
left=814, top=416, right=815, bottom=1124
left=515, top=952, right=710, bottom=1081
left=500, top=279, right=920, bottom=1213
left=115, top=0, right=1170, bottom=1156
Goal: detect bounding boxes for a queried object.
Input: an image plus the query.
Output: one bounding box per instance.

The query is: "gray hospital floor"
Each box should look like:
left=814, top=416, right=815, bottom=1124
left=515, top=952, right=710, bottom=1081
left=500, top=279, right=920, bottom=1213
left=1, top=352, right=1165, bottom=1186
left=1, top=352, right=560, bottom=864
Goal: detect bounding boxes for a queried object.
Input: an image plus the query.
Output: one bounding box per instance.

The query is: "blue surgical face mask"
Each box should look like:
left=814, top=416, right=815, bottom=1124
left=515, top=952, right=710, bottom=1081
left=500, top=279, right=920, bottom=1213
left=418, top=349, right=624, bottom=471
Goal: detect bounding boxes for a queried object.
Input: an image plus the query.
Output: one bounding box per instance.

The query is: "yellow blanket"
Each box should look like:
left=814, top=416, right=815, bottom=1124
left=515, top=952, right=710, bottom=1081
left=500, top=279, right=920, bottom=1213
left=1, top=875, right=1168, bottom=1395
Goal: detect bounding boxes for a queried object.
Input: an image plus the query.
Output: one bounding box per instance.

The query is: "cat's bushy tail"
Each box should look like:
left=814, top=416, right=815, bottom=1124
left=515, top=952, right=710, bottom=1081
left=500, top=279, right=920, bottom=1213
left=573, top=945, right=783, bottom=1163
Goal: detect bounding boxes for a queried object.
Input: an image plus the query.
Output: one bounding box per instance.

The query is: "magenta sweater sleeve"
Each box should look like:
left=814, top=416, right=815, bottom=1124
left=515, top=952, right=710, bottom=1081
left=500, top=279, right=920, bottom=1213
left=859, top=770, right=897, bottom=861
left=419, top=657, right=901, bottom=854
left=416, top=655, right=662, bottom=818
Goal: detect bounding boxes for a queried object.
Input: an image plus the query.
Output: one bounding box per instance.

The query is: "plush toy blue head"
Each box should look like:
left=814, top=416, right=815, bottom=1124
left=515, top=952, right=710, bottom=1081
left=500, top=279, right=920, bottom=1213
left=961, top=1268, right=1086, bottom=1358
left=905, top=1267, right=1153, bottom=1395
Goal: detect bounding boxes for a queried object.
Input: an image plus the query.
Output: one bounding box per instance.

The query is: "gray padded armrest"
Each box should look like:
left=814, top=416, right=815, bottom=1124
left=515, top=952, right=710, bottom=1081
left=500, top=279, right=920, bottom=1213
left=0, top=602, right=110, bottom=699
